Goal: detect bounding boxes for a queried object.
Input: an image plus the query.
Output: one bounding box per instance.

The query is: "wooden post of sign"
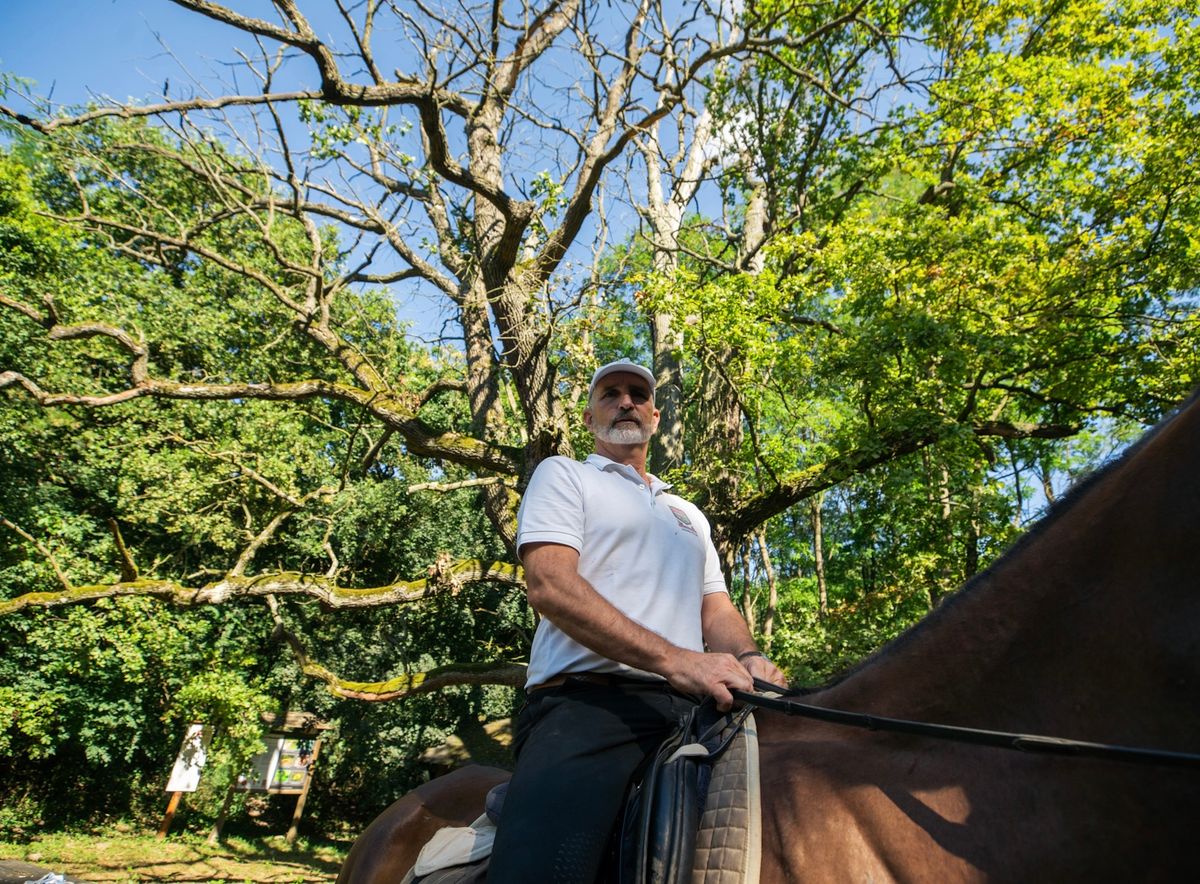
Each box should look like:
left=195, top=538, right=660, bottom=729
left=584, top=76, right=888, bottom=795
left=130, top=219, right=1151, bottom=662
left=285, top=736, right=323, bottom=845
left=208, top=781, right=236, bottom=845
left=158, top=791, right=183, bottom=839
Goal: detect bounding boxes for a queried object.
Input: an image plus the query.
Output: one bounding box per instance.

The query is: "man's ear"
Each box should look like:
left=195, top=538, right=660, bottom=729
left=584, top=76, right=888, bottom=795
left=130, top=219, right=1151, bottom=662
left=582, top=408, right=593, bottom=431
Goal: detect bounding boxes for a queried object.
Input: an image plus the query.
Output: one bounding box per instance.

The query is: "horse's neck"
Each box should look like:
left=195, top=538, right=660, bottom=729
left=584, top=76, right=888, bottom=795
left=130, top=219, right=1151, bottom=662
left=817, top=395, right=1200, bottom=741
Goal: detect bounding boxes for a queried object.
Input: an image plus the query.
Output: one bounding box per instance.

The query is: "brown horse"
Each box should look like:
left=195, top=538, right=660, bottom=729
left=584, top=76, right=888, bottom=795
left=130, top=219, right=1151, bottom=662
left=337, top=764, right=510, bottom=883
left=341, top=392, right=1200, bottom=882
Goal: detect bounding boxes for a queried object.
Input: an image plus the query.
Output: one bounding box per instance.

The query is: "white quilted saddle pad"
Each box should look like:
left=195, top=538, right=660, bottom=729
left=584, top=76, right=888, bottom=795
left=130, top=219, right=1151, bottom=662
left=692, top=711, right=762, bottom=884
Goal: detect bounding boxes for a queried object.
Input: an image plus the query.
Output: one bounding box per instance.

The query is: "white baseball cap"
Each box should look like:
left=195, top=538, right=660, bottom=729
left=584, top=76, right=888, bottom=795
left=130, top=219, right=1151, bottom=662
left=588, top=359, right=656, bottom=399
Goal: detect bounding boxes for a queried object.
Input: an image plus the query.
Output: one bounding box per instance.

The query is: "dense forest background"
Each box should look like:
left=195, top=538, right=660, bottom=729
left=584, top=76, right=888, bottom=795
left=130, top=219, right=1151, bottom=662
left=2, top=0, right=1197, bottom=836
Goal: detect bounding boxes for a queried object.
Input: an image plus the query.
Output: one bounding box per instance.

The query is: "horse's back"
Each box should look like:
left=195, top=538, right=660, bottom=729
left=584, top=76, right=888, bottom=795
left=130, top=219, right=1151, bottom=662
left=338, top=764, right=510, bottom=884
left=752, top=391, right=1200, bottom=881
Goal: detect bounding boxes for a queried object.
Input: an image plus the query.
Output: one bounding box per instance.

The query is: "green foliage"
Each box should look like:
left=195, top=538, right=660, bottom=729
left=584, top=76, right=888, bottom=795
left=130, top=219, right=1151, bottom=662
left=2, top=0, right=1196, bottom=836
left=170, top=669, right=272, bottom=813
left=0, top=128, right=524, bottom=832
left=0, top=597, right=270, bottom=830
left=637, top=0, right=1199, bottom=678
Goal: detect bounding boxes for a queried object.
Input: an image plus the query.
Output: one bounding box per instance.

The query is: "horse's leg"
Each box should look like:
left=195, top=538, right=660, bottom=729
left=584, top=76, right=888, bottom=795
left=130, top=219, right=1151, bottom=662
left=337, top=765, right=511, bottom=884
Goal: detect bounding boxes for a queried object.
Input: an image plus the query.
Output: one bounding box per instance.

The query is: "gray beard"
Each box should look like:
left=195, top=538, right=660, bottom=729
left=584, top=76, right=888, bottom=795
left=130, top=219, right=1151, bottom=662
left=593, top=420, right=653, bottom=445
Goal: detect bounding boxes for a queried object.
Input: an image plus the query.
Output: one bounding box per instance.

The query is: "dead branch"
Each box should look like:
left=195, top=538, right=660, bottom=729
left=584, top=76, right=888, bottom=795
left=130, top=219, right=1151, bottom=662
left=1, top=517, right=74, bottom=591
left=231, top=509, right=297, bottom=577
left=107, top=518, right=140, bottom=583
left=303, top=659, right=528, bottom=701
left=0, top=367, right=520, bottom=476
left=0, top=91, right=325, bottom=133
left=419, top=377, right=469, bottom=405
left=971, top=420, right=1080, bottom=440
left=265, top=581, right=524, bottom=702
left=409, top=477, right=513, bottom=493
left=0, top=559, right=523, bottom=617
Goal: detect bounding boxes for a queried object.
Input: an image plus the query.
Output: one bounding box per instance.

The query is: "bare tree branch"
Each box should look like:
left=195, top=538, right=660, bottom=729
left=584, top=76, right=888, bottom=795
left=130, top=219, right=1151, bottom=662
left=1, top=342, right=521, bottom=476
left=2, top=517, right=74, bottom=591
left=0, top=558, right=523, bottom=617
left=262, top=581, right=524, bottom=700
left=971, top=420, right=1080, bottom=440
left=409, top=477, right=513, bottom=493
left=304, top=659, right=528, bottom=701
left=1, top=91, right=325, bottom=132
left=107, top=518, right=140, bottom=583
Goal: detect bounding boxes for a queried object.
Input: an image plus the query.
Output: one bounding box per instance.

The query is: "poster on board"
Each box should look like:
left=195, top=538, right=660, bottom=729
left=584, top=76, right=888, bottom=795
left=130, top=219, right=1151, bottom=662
left=165, top=723, right=213, bottom=793
left=238, top=735, right=317, bottom=793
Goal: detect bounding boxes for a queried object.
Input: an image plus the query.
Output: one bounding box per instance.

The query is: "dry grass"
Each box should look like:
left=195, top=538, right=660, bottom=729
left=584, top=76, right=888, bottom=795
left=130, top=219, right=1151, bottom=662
left=0, top=831, right=349, bottom=883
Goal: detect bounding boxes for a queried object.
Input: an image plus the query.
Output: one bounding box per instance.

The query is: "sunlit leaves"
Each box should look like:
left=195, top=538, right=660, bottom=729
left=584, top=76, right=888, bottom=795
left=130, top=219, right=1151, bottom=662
left=636, top=0, right=1199, bottom=675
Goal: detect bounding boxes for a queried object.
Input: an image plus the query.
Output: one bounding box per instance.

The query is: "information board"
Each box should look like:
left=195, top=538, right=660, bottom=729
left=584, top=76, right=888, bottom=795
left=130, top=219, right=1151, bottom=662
left=165, top=723, right=212, bottom=793
left=238, top=734, right=317, bottom=794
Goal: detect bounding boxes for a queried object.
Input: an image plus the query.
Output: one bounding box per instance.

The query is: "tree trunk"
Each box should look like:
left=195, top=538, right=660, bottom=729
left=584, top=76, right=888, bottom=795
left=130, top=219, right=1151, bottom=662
left=1039, top=455, right=1057, bottom=506
left=1006, top=442, right=1023, bottom=528
left=699, top=357, right=744, bottom=576
left=651, top=313, right=686, bottom=474
left=740, top=539, right=756, bottom=632
left=756, top=529, right=778, bottom=650
left=965, top=492, right=980, bottom=578
left=639, top=108, right=716, bottom=476
left=933, top=462, right=954, bottom=607
left=812, top=493, right=828, bottom=620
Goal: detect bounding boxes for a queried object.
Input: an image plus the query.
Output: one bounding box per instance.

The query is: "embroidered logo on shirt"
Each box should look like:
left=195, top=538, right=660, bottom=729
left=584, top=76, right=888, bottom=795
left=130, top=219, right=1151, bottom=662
left=669, top=505, right=698, bottom=536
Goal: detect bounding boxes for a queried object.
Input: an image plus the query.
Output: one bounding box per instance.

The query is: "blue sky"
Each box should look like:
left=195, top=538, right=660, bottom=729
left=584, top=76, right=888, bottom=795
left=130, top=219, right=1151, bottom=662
left=0, top=1, right=460, bottom=341
left=0, top=2, right=713, bottom=349
left=0, top=1, right=242, bottom=106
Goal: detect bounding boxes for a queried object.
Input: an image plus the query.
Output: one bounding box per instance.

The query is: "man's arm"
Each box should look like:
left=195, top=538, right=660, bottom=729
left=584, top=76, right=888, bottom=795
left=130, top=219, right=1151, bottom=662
left=700, top=592, right=788, bottom=687
left=522, top=542, right=754, bottom=709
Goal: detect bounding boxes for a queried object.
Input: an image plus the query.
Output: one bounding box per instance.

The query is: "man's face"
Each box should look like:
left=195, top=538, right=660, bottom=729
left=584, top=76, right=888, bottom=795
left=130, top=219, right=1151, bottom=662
left=584, top=371, right=659, bottom=445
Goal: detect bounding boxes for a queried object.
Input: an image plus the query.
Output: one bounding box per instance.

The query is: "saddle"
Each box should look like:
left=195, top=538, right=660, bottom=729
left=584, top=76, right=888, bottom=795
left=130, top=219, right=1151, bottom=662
left=406, top=707, right=763, bottom=884
left=619, top=703, right=755, bottom=883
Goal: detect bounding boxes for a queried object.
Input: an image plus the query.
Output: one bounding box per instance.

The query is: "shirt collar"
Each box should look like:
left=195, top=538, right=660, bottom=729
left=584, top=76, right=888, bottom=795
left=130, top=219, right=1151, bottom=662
left=584, top=452, right=672, bottom=493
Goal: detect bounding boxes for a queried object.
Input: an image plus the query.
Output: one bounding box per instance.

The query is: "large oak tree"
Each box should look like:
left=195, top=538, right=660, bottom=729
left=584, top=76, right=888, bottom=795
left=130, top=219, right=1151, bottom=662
left=2, top=0, right=1197, bottom=701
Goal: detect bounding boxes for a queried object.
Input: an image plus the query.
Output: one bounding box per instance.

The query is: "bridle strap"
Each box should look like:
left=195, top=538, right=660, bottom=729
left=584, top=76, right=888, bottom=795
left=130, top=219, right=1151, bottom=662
left=733, top=680, right=1200, bottom=770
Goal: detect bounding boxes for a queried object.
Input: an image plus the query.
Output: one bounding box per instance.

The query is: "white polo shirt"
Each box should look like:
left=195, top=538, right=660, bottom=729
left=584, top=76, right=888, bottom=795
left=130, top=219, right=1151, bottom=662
left=516, top=453, right=728, bottom=687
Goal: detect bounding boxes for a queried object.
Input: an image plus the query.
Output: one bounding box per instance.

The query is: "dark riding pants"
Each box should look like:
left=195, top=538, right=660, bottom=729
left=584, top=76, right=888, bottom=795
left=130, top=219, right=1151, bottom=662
left=488, top=677, right=697, bottom=884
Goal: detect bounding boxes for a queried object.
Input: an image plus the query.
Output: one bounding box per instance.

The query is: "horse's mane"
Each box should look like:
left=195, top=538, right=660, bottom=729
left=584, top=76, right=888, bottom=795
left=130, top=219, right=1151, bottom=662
left=813, top=388, right=1200, bottom=692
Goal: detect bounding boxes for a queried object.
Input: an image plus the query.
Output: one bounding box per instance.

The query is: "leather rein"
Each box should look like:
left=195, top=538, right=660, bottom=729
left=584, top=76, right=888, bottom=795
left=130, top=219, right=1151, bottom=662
left=733, top=679, right=1200, bottom=770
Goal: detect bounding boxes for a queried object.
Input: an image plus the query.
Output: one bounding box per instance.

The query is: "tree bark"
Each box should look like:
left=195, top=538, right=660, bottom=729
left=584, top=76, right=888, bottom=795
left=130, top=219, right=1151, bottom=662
left=756, top=529, right=778, bottom=650
left=812, top=493, right=828, bottom=620
left=740, top=539, right=756, bottom=633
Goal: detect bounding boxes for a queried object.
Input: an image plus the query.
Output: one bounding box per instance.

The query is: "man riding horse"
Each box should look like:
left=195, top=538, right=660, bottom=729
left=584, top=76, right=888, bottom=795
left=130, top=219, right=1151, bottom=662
left=344, top=385, right=1200, bottom=883
left=487, top=359, right=787, bottom=883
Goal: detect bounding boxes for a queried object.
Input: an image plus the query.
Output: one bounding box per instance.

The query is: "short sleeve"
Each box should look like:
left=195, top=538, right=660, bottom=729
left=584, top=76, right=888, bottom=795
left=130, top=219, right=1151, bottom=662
left=700, top=516, right=728, bottom=596
left=516, top=456, right=586, bottom=560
